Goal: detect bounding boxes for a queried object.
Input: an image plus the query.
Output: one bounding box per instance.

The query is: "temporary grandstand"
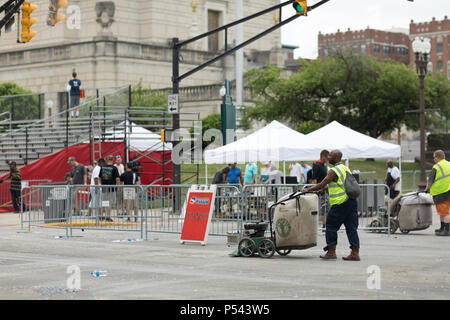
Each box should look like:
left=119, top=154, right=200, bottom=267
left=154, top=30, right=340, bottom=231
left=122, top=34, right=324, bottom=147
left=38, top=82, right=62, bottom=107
left=0, top=85, right=201, bottom=212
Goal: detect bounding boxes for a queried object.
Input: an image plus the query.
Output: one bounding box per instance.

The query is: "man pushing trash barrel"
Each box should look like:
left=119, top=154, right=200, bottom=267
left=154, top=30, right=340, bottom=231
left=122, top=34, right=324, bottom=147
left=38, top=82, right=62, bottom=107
left=304, top=150, right=361, bottom=261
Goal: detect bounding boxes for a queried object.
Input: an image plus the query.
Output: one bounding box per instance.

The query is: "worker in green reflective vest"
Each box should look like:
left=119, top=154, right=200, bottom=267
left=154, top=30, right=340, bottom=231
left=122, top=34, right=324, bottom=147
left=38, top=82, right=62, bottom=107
left=425, top=149, right=450, bottom=236
left=304, top=150, right=360, bottom=261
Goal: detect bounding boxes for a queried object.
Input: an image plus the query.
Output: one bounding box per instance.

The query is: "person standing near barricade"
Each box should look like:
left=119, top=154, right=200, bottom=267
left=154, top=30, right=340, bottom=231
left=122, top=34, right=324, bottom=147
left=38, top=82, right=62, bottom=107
left=259, top=162, right=271, bottom=184
left=0, top=161, right=26, bottom=213
left=68, top=156, right=87, bottom=216
left=212, top=166, right=233, bottom=217
left=99, top=155, right=120, bottom=222
left=212, top=166, right=230, bottom=185
left=131, top=154, right=143, bottom=174
left=120, top=162, right=141, bottom=222
left=304, top=150, right=361, bottom=261
left=289, top=161, right=303, bottom=184
left=311, top=150, right=330, bottom=231
left=226, top=163, right=243, bottom=187
left=385, top=160, right=401, bottom=199
left=114, top=155, right=125, bottom=215
left=301, top=161, right=312, bottom=184
left=244, top=162, right=258, bottom=185
left=88, top=159, right=102, bottom=217
left=425, top=150, right=450, bottom=236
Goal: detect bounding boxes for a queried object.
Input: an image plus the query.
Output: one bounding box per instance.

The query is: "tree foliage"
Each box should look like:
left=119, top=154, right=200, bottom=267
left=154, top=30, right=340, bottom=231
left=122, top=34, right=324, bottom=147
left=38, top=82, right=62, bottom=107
left=245, top=52, right=450, bottom=137
left=0, top=82, right=39, bottom=124
left=130, top=81, right=168, bottom=127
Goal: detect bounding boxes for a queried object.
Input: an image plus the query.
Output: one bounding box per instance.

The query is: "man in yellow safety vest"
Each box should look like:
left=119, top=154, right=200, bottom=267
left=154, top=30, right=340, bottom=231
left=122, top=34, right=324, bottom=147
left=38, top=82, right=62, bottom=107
left=425, top=149, right=450, bottom=236
left=304, top=150, right=360, bottom=261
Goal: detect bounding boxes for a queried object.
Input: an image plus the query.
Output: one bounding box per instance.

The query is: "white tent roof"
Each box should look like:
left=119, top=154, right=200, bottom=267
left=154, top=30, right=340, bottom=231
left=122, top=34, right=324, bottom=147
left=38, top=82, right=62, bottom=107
left=306, top=121, right=400, bottom=159
left=204, top=120, right=322, bottom=164
left=92, top=121, right=172, bottom=151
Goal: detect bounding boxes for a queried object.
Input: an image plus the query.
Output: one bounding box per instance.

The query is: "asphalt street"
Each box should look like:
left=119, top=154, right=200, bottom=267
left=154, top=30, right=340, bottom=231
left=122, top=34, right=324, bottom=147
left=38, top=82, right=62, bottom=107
left=0, top=211, right=448, bottom=300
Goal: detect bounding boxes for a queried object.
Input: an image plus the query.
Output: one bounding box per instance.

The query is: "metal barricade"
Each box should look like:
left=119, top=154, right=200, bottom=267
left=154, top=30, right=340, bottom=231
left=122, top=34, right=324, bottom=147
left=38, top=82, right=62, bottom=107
left=145, top=184, right=191, bottom=235
left=241, top=184, right=300, bottom=222
left=210, top=185, right=242, bottom=236
left=0, top=179, right=50, bottom=213
left=22, top=184, right=71, bottom=236
left=240, top=183, right=392, bottom=234
left=22, top=184, right=146, bottom=238
left=359, top=184, right=391, bottom=233
left=68, top=184, right=146, bottom=238
left=20, top=182, right=393, bottom=238
left=144, top=184, right=242, bottom=237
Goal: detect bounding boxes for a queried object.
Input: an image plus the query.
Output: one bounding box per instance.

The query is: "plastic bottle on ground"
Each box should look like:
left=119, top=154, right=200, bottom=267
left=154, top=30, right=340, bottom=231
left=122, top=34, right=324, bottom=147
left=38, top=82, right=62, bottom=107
left=90, top=270, right=107, bottom=277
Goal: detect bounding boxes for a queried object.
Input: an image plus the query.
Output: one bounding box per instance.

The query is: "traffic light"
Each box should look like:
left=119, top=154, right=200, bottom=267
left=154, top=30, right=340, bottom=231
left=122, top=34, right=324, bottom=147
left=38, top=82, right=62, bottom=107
left=21, top=2, right=38, bottom=43
left=293, top=0, right=307, bottom=15
left=47, top=0, right=67, bottom=26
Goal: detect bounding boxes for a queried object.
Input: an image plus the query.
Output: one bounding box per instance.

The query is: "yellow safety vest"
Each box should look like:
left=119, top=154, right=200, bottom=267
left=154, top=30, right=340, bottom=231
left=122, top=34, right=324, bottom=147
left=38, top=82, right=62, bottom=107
left=430, top=159, right=450, bottom=196
left=329, top=163, right=349, bottom=206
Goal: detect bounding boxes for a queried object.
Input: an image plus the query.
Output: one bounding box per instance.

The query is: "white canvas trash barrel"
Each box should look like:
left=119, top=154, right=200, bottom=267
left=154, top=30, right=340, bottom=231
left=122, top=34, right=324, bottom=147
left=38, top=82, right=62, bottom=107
left=273, top=193, right=318, bottom=250
left=398, top=192, right=433, bottom=231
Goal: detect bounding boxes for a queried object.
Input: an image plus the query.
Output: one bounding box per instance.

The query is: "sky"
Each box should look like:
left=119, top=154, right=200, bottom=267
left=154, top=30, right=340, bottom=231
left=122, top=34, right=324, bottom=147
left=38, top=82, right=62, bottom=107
left=280, top=0, right=450, bottom=59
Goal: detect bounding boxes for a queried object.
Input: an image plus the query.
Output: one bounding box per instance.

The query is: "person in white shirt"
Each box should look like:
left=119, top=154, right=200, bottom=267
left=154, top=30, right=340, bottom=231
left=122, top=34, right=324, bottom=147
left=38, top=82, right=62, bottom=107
left=89, top=160, right=102, bottom=217
left=289, top=161, right=303, bottom=184
left=114, top=155, right=125, bottom=214
left=114, top=155, right=125, bottom=175
left=385, top=160, right=401, bottom=199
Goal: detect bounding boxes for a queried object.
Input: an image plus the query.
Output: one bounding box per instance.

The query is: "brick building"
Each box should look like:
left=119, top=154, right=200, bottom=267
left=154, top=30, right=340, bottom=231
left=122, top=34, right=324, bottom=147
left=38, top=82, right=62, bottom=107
left=410, top=16, right=450, bottom=79
left=318, top=27, right=410, bottom=65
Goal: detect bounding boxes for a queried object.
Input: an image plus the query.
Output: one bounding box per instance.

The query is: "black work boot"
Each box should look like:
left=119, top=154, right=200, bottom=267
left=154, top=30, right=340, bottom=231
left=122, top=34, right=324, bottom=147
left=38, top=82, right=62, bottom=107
left=435, top=222, right=445, bottom=234
left=436, top=223, right=450, bottom=236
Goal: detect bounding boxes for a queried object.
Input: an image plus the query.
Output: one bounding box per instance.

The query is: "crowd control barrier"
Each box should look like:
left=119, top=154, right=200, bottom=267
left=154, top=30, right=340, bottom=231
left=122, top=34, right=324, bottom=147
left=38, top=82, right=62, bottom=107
left=21, top=183, right=392, bottom=239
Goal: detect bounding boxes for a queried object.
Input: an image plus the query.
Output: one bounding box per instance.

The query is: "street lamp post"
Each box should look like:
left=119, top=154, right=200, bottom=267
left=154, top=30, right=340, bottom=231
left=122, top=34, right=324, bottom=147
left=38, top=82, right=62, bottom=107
left=220, top=80, right=236, bottom=146
left=412, top=37, right=431, bottom=191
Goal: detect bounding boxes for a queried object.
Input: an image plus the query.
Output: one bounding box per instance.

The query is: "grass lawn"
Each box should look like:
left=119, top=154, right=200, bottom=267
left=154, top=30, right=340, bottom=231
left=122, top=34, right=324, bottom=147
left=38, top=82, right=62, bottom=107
left=181, top=159, right=423, bottom=193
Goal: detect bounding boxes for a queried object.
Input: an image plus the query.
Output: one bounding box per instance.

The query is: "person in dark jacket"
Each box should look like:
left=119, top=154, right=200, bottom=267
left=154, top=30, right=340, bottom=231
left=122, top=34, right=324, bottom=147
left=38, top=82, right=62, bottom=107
left=311, top=150, right=330, bottom=231
left=0, top=161, right=27, bottom=213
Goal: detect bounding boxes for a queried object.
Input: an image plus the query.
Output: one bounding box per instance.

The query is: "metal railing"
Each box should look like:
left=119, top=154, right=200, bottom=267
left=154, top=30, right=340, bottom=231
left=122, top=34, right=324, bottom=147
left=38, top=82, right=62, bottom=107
left=20, top=182, right=393, bottom=239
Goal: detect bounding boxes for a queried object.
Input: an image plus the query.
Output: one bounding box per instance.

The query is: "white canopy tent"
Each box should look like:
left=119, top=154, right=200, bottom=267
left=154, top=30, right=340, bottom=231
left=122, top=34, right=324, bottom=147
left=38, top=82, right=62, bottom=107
left=204, top=120, right=402, bottom=184
left=306, top=121, right=401, bottom=159
left=99, top=121, right=172, bottom=151
left=306, top=120, right=402, bottom=175
left=203, top=120, right=324, bottom=183
left=204, top=120, right=323, bottom=164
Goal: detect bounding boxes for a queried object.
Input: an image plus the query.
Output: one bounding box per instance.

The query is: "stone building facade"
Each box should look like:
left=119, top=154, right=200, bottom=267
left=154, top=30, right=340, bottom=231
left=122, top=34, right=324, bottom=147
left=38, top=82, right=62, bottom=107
left=0, top=0, right=283, bottom=115
left=410, top=16, right=450, bottom=79
left=318, top=27, right=410, bottom=65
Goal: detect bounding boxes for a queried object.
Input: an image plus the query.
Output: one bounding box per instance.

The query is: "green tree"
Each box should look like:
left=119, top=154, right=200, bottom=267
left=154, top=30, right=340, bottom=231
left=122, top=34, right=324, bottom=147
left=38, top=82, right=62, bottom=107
left=190, top=113, right=221, bottom=150
left=244, top=52, right=450, bottom=137
left=0, top=82, right=39, bottom=126
left=130, top=81, right=168, bottom=127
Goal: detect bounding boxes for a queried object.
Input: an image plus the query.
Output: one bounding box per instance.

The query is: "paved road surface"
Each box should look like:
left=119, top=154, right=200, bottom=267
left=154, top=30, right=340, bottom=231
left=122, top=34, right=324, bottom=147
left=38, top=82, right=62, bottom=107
left=0, top=212, right=448, bottom=300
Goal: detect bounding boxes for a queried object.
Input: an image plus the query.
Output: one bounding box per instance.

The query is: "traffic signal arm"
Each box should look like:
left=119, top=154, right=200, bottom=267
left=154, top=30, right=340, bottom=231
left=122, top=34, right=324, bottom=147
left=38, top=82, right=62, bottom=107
left=0, top=0, right=24, bottom=31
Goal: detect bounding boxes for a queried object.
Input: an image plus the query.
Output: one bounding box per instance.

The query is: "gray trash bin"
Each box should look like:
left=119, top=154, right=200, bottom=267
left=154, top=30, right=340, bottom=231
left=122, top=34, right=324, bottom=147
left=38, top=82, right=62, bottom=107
left=41, top=183, right=69, bottom=224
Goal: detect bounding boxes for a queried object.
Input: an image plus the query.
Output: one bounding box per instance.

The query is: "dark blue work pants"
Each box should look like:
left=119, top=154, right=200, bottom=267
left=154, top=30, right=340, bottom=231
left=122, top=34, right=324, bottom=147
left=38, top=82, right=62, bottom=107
left=324, top=197, right=360, bottom=251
